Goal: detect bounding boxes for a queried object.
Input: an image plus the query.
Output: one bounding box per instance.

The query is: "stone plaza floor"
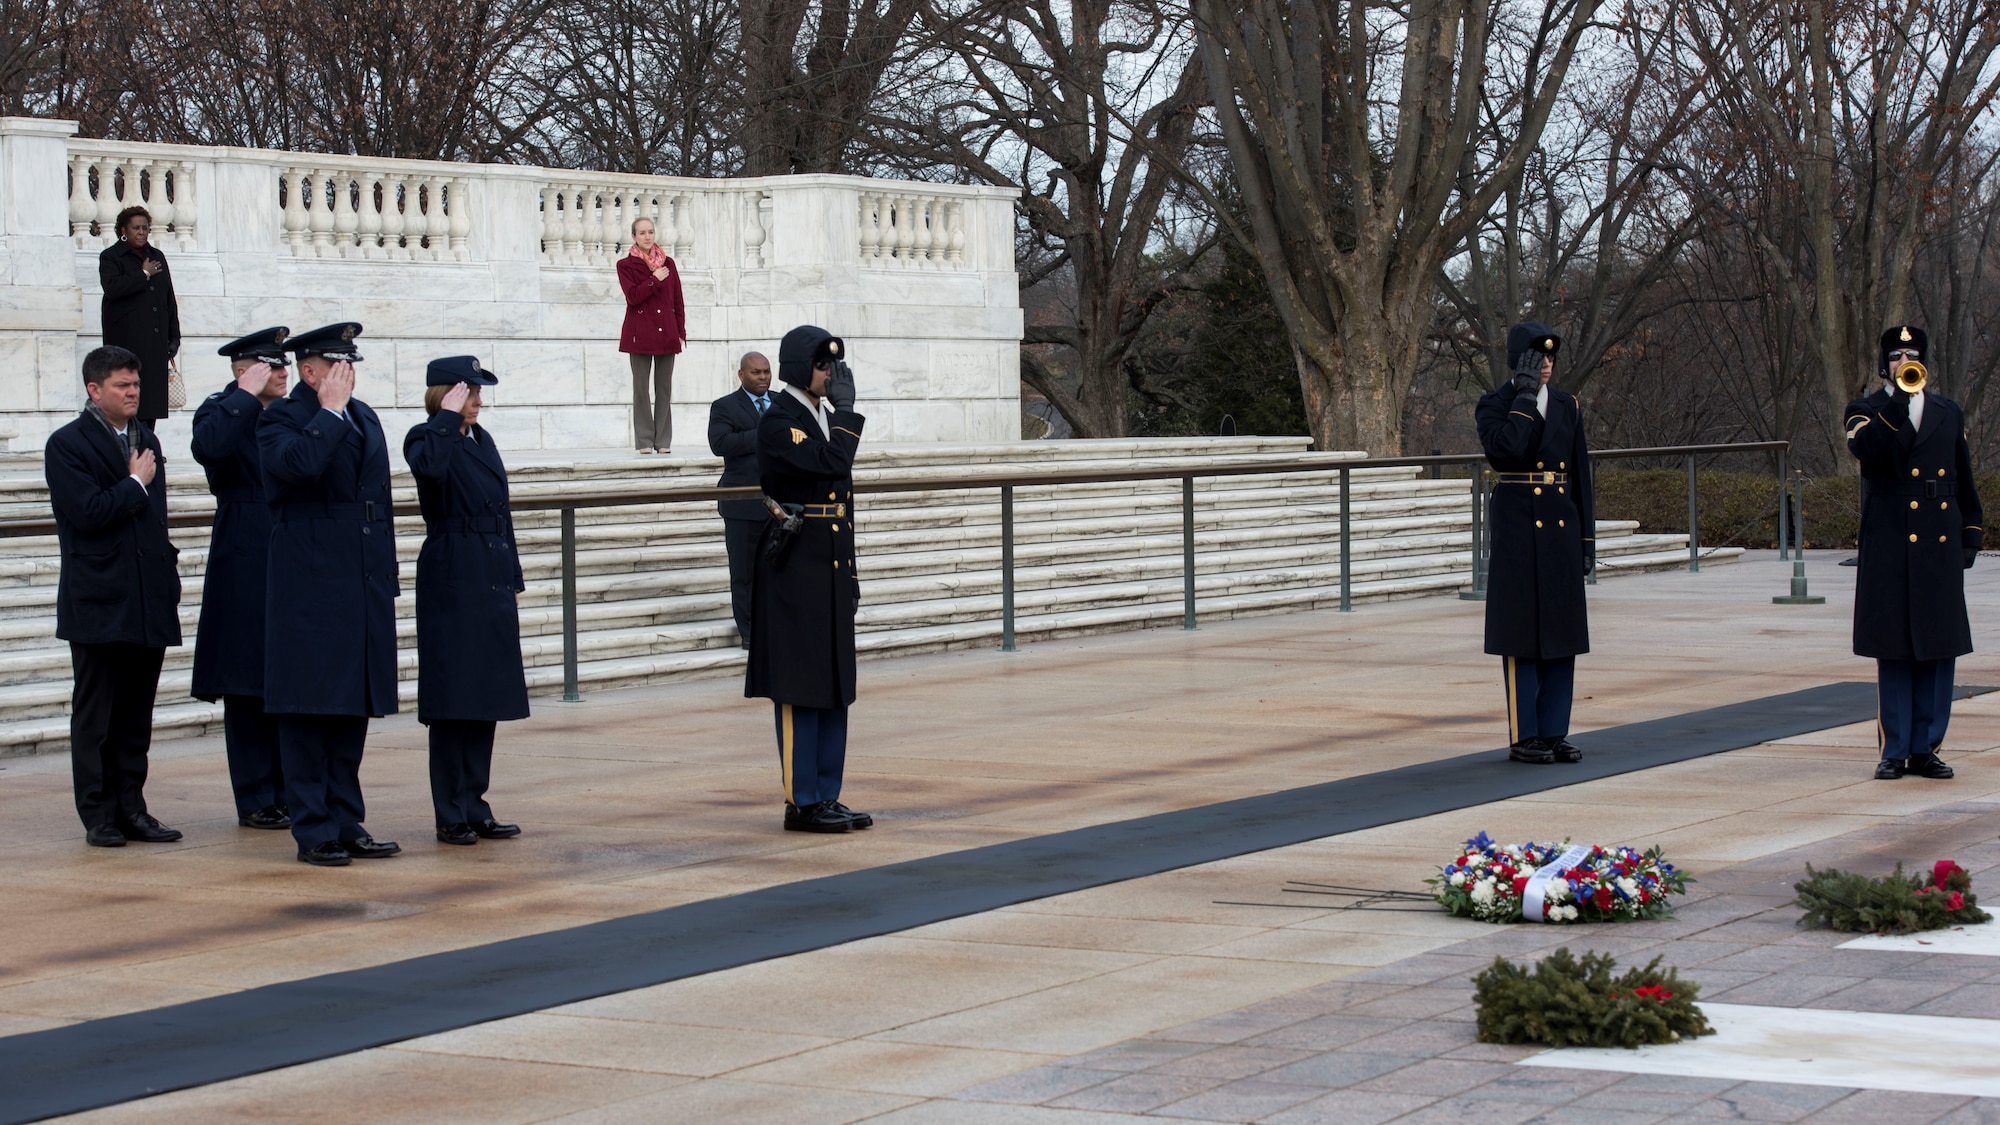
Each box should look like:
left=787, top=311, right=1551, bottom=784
left=6, top=550, right=2000, bottom=1122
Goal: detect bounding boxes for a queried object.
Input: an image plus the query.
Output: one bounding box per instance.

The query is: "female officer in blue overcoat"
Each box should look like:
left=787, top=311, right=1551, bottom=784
left=405, top=356, right=529, bottom=845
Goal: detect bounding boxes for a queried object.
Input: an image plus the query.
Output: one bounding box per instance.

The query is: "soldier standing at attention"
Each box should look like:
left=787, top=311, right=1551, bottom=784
left=1846, top=325, right=1984, bottom=780
left=258, top=322, right=402, bottom=866
left=1474, top=322, right=1595, bottom=765
left=191, top=327, right=291, bottom=831
left=746, top=326, right=873, bottom=833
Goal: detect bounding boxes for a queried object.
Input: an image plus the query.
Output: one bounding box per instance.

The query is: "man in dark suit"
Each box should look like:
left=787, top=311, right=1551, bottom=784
left=745, top=326, right=873, bottom=834
left=257, top=322, right=402, bottom=866
left=191, top=327, right=291, bottom=830
left=46, top=345, right=184, bottom=847
left=1474, top=322, right=1595, bottom=766
left=1846, top=325, right=1985, bottom=780
left=709, top=351, right=774, bottom=646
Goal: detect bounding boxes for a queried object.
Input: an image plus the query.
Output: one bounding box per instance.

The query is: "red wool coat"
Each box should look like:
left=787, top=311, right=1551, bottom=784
left=617, top=252, right=687, bottom=355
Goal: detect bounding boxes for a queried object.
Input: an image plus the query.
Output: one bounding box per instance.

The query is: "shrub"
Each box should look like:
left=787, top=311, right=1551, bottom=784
left=1794, top=860, right=1992, bottom=934
left=1473, top=947, right=1712, bottom=1049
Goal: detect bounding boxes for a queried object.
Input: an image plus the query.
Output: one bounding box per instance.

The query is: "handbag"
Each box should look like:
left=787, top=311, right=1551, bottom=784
left=167, top=358, right=186, bottom=412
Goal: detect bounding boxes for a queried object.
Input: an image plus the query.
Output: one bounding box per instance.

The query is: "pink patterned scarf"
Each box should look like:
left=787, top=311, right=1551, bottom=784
left=629, top=241, right=667, bottom=271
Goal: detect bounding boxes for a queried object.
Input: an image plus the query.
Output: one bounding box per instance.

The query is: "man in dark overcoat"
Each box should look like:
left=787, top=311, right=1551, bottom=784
left=1474, top=322, right=1595, bottom=765
left=47, top=345, right=183, bottom=847
left=1846, top=324, right=1985, bottom=780
left=405, top=356, right=529, bottom=845
left=745, top=326, right=873, bottom=834
left=97, top=206, right=180, bottom=426
left=257, top=322, right=402, bottom=866
left=191, top=327, right=292, bottom=830
left=709, top=351, right=775, bottom=646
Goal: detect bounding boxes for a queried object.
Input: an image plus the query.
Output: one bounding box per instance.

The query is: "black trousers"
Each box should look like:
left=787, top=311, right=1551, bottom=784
left=723, top=516, right=763, bottom=642
left=69, top=642, right=165, bottom=831
left=428, top=719, right=497, bottom=827
left=223, top=694, right=284, bottom=817
left=278, top=714, right=369, bottom=850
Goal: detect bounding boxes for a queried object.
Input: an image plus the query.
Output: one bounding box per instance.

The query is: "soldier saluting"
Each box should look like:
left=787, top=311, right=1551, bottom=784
left=745, top=326, right=874, bottom=834
left=257, top=322, right=402, bottom=865
left=1474, top=322, right=1595, bottom=765
left=1846, top=325, right=1984, bottom=780
left=190, top=327, right=291, bottom=831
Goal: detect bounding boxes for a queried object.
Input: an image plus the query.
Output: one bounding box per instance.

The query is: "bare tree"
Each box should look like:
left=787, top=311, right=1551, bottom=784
left=894, top=0, right=1207, bottom=436
left=1189, top=0, right=1602, bottom=453
left=1666, top=0, right=2000, bottom=467
left=740, top=0, right=924, bottom=175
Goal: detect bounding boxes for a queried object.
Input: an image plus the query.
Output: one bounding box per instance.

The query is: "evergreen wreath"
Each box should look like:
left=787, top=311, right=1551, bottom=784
left=1473, top=947, right=1712, bottom=1049
left=1794, top=860, right=1991, bottom=935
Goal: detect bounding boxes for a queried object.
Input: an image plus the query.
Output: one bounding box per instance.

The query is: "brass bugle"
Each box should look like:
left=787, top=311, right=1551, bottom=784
left=1893, top=358, right=1928, bottom=394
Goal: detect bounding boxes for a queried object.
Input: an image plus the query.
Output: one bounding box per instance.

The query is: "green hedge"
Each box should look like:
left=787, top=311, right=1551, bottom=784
left=1592, top=468, right=2000, bottom=550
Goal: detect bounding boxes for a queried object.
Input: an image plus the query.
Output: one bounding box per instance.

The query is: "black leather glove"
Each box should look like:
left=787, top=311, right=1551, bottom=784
left=1881, top=388, right=1911, bottom=423
left=826, top=361, right=857, bottom=412
left=1584, top=548, right=1596, bottom=577
left=1965, top=548, right=1978, bottom=570
left=1508, top=372, right=1539, bottom=398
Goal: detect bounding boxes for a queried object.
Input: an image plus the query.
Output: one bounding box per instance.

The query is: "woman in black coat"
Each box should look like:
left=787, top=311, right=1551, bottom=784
left=98, top=207, right=180, bottom=426
left=405, top=357, right=529, bottom=845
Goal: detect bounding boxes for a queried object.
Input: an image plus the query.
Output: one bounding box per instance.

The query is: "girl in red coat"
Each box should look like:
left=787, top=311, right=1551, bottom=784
left=616, top=218, right=687, bottom=453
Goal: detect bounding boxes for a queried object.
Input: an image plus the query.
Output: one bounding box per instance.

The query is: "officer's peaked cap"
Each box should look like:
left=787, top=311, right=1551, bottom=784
left=1505, top=322, right=1561, bottom=370
left=285, top=322, right=364, bottom=363
left=777, top=325, right=844, bottom=388
left=425, top=355, right=498, bottom=386
left=218, top=326, right=290, bottom=365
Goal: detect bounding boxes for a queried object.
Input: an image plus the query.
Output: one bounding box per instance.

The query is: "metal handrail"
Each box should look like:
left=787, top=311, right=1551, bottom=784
left=4, top=439, right=1790, bottom=700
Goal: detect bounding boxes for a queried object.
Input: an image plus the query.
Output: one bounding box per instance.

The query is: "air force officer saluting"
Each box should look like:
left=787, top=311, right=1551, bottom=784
left=257, top=322, right=402, bottom=866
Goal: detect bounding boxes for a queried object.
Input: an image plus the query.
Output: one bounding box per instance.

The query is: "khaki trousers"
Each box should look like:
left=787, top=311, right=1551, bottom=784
left=630, top=352, right=675, bottom=450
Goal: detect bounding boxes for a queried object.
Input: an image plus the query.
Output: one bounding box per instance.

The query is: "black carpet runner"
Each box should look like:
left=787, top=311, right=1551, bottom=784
left=0, top=680, right=1956, bottom=1122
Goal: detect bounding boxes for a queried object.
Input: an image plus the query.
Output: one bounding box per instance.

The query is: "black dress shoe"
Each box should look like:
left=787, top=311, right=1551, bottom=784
left=1547, top=738, right=1582, bottom=763
left=1875, top=757, right=1907, bottom=780
left=1907, top=753, right=1955, bottom=780
left=120, top=812, right=183, bottom=843
left=1508, top=739, right=1556, bottom=764
left=436, top=823, right=479, bottom=845
left=340, top=836, right=401, bottom=858
left=831, top=802, right=874, bottom=829
left=86, top=823, right=126, bottom=848
left=299, top=842, right=351, bottom=866
left=470, top=818, right=521, bottom=839
left=239, top=805, right=292, bottom=830
left=784, top=801, right=852, bottom=833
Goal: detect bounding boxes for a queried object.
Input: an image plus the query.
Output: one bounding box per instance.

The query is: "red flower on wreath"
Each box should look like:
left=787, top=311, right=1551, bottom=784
left=1633, top=985, right=1674, bottom=1002
left=1935, top=860, right=1965, bottom=887
left=1595, top=886, right=1615, bottom=910
left=1949, top=891, right=1966, bottom=911
left=1512, top=876, right=1529, bottom=897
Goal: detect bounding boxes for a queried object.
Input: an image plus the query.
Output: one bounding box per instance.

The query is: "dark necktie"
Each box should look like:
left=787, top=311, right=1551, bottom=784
left=755, top=395, right=768, bottom=414
left=118, top=430, right=129, bottom=455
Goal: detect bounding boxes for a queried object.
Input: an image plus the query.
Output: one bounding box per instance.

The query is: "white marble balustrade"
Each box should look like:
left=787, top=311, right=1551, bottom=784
left=859, top=189, right=967, bottom=269
left=281, top=164, right=470, bottom=261
left=66, top=140, right=198, bottom=251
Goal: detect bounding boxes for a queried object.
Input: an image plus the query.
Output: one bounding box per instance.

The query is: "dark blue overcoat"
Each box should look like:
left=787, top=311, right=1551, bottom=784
left=189, top=383, right=273, bottom=700
left=404, top=411, right=529, bottom=723
left=1474, top=383, right=1594, bottom=660
left=1845, top=387, right=1986, bottom=661
left=46, top=413, right=181, bottom=648
left=256, top=382, right=400, bottom=717
left=744, top=392, right=864, bottom=710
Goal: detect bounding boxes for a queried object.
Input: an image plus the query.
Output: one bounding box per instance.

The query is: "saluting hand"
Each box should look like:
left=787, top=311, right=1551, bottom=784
left=441, top=381, right=471, bottom=414
left=129, top=447, right=156, bottom=487
left=318, top=360, right=356, bottom=415
left=236, top=361, right=275, bottom=398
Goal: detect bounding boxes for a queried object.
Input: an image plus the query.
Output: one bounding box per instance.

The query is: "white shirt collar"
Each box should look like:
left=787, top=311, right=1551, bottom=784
left=1535, top=383, right=1549, bottom=418
left=784, top=383, right=830, bottom=438
left=1908, top=389, right=1926, bottom=431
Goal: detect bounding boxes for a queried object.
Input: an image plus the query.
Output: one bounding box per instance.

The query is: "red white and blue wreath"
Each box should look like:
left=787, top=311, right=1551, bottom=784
left=1429, top=832, right=1692, bottom=923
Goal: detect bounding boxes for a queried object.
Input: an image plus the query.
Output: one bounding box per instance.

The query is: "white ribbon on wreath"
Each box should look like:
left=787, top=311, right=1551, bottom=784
left=1522, top=843, right=1594, bottom=923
